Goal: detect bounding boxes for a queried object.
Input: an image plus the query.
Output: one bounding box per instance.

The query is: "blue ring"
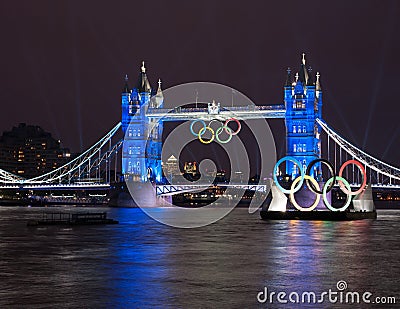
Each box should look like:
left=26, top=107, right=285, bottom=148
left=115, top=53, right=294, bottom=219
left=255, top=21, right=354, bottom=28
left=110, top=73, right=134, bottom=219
left=273, top=156, right=305, bottom=194
left=190, top=120, right=206, bottom=137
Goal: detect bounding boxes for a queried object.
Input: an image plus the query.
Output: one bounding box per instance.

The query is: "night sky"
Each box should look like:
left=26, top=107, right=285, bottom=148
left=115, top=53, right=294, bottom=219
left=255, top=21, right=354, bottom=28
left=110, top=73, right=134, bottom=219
left=0, top=0, right=399, bottom=167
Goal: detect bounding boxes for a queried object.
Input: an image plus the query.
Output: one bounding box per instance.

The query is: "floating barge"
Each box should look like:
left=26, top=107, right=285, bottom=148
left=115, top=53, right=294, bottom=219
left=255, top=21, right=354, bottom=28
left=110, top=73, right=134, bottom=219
left=27, top=212, right=119, bottom=226
left=260, top=180, right=377, bottom=221
left=260, top=210, right=377, bottom=221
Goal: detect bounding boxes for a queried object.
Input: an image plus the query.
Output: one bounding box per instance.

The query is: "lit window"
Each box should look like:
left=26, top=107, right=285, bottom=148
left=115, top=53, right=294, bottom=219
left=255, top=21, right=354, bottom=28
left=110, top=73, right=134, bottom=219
left=293, top=144, right=297, bottom=152
left=292, top=165, right=297, bottom=177
left=303, top=126, right=306, bottom=133
left=293, top=126, right=296, bottom=133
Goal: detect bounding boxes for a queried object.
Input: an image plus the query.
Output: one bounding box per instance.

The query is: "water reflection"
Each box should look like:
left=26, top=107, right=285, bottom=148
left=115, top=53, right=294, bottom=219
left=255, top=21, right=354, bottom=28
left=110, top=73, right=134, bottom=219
left=0, top=207, right=398, bottom=307
left=266, top=218, right=387, bottom=303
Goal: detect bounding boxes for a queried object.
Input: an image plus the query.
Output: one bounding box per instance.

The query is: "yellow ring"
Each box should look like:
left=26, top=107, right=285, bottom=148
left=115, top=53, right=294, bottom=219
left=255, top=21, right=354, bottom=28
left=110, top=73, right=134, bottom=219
left=198, top=126, right=215, bottom=144
left=289, top=175, right=321, bottom=211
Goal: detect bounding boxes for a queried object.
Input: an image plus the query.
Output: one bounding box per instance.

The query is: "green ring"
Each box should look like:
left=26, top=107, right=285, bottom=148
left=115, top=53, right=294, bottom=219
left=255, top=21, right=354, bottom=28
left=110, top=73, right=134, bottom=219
left=215, top=125, right=233, bottom=144
left=323, top=176, right=352, bottom=212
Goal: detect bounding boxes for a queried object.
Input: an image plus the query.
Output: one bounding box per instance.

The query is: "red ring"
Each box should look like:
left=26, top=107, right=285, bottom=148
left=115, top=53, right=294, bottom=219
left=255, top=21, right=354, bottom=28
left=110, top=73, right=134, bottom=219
left=224, top=118, right=241, bottom=135
left=338, top=159, right=367, bottom=196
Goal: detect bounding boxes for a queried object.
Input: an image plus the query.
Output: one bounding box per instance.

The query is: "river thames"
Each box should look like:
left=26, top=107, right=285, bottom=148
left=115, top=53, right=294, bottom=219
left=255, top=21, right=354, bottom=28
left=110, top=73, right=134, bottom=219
left=0, top=207, right=398, bottom=308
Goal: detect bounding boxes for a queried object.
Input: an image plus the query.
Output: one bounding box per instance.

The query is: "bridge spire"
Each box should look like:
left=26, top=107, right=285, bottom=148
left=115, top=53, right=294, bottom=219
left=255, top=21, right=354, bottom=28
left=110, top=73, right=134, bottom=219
left=122, top=74, right=130, bottom=93
left=298, top=53, right=309, bottom=86
left=156, top=78, right=163, bottom=98
left=316, top=72, right=322, bottom=91
left=157, top=78, right=162, bottom=92
left=285, top=67, right=292, bottom=87
left=152, top=78, right=164, bottom=108
left=307, top=66, right=314, bottom=86
left=136, top=61, right=151, bottom=93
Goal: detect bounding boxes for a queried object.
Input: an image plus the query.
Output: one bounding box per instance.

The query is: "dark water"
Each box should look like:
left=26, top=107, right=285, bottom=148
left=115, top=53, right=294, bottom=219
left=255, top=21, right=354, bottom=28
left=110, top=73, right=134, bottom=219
left=0, top=207, right=399, bottom=308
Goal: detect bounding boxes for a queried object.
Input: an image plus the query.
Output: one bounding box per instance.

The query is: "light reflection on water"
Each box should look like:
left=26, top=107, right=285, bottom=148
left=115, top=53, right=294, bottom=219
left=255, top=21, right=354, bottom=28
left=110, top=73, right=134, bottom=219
left=0, top=207, right=398, bottom=308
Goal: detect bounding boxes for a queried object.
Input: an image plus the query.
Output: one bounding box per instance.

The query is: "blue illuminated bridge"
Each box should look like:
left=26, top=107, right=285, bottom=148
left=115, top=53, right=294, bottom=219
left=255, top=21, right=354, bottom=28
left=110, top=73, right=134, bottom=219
left=1, top=55, right=399, bottom=199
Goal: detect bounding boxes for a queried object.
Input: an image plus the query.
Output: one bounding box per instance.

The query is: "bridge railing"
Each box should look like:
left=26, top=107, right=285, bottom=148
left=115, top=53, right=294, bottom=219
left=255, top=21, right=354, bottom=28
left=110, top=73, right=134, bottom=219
left=15, top=122, right=122, bottom=184
left=317, top=118, right=400, bottom=182
left=155, top=183, right=268, bottom=196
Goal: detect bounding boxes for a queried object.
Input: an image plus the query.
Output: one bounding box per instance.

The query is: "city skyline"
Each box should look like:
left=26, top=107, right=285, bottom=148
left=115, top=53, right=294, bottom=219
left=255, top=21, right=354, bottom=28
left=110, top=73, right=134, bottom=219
left=0, top=0, right=399, bottom=167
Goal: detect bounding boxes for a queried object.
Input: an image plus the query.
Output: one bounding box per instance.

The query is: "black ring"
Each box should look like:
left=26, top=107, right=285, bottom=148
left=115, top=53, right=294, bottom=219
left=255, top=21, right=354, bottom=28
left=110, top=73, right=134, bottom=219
left=305, top=159, right=336, bottom=194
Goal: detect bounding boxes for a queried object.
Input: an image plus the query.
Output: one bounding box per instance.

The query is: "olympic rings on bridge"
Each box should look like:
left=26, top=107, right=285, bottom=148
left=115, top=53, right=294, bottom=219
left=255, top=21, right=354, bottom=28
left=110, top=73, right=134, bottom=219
left=190, top=118, right=241, bottom=144
left=224, top=118, right=241, bottom=135
left=215, top=126, right=233, bottom=143
left=272, top=157, right=368, bottom=212
left=190, top=120, right=206, bottom=137
left=198, top=126, right=215, bottom=144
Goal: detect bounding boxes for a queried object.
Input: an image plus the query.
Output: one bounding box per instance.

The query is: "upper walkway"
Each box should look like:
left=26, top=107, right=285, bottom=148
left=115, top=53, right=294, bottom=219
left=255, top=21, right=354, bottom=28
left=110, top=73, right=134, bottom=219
left=146, top=104, right=286, bottom=121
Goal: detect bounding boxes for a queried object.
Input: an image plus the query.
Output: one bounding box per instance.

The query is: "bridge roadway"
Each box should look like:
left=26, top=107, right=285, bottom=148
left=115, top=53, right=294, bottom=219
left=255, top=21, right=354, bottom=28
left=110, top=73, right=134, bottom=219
left=155, top=183, right=400, bottom=196
left=0, top=183, right=110, bottom=190
left=146, top=104, right=286, bottom=121
left=1, top=181, right=399, bottom=193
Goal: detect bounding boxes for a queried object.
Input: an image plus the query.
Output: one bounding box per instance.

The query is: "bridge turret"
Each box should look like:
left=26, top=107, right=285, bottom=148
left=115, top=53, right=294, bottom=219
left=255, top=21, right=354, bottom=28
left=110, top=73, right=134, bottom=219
left=136, top=61, right=152, bottom=106
left=298, top=53, right=309, bottom=87
left=305, top=65, right=316, bottom=109
left=284, top=54, right=322, bottom=180
left=150, top=79, right=164, bottom=108
left=316, top=71, right=322, bottom=100
left=121, top=74, right=131, bottom=134
left=284, top=68, right=293, bottom=105
left=146, top=78, right=164, bottom=183
left=121, top=62, right=163, bottom=183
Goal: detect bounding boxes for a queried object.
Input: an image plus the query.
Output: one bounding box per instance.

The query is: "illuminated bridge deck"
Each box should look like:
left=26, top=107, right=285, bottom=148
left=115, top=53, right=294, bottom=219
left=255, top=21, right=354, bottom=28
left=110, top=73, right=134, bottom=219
left=146, top=104, right=286, bottom=121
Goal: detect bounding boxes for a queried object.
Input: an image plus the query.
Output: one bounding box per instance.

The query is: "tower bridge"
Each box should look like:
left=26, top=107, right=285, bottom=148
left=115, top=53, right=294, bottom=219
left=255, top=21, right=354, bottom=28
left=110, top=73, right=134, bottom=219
left=0, top=55, right=399, bottom=203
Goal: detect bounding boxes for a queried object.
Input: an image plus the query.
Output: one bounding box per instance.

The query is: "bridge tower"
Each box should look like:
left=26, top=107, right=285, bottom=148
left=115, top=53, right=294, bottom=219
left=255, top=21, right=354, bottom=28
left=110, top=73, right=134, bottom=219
left=121, top=62, right=163, bottom=183
left=284, top=54, right=323, bottom=179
